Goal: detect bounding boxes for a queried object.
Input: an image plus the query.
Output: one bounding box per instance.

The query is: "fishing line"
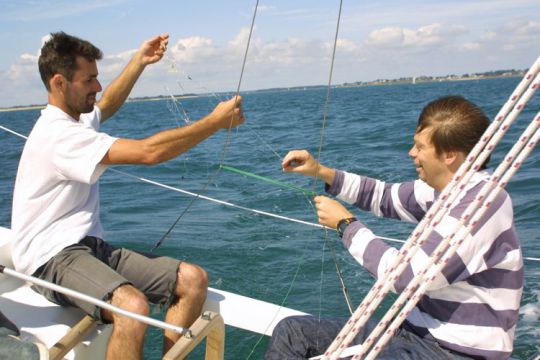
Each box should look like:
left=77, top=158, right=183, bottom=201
left=184, top=74, right=285, bottom=161
left=166, top=55, right=284, bottom=161
left=246, top=3, right=353, bottom=354
left=245, top=238, right=307, bottom=360
left=153, top=0, right=261, bottom=251
left=244, top=2, right=354, bottom=353
left=163, top=84, right=191, bottom=126
left=308, top=0, right=353, bottom=315
left=176, top=59, right=282, bottom=161
left=162, top=54, right=194, bottom=125
left=242, top=123, right=284, bottom=160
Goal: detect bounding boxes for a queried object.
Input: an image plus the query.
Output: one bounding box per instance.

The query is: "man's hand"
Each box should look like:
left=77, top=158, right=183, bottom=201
left=137, top=33, right=169, bottom=66
left=98, top=34, right=169, bottom=122
left=282, top=150, right=336, bottom=184
left=282, top=150, right=320, bottom=177
left=210, top=96, right=244, bottom=129
left=314, top=195, right=354, bottom=229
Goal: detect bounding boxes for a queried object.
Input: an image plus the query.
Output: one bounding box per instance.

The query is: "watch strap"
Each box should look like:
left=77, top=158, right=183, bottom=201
left=337, top=217, right=357, bottom=238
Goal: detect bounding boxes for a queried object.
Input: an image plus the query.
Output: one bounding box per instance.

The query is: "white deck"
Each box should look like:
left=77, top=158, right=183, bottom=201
left=0, top=227, right=306, bottom=358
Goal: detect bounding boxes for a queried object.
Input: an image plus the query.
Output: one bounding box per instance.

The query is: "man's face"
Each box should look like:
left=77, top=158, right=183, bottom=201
left=408, top=127, right=448, bottom=190
left=64, top=56, right=102, bottom=116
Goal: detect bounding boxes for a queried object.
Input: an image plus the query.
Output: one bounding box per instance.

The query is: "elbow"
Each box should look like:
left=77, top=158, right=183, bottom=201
left=141, top=150, right=166, bottom=165
left=139, top=144, right=167, bottom=165
left=139, top=138, right=188, bottom=165
left=141, top=146, right=187, bottom=165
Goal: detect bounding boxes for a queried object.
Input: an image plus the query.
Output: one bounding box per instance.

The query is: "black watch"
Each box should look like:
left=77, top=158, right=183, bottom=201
left=336, top=217, right=357, bottom=238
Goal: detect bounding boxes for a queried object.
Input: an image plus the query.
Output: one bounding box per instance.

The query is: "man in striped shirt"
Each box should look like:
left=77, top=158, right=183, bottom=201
left=265, top=96, right=522, bottom=359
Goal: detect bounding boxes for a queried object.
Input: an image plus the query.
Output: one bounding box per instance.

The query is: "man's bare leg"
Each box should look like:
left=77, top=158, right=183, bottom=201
left=163, top=262, right=208, bottom=354
left=102, top=285, right=150, bottom=360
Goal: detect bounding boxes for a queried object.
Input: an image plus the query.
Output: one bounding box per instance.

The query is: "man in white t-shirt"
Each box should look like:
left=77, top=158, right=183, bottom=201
left=11, top=32, right=244, bottom=359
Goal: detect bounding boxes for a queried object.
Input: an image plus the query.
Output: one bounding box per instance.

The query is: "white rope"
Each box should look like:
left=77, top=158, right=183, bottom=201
left=109, top=168, right=325, bottom=228
left=0, top=125, right=26, bottom=138
left=0, top=122, right=411, bottom=242
left=0, top=265, right=191, bottom=336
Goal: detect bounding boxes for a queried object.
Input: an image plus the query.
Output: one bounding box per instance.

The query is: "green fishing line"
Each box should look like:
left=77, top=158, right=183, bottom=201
left=220, top=164, right=317, bottom=197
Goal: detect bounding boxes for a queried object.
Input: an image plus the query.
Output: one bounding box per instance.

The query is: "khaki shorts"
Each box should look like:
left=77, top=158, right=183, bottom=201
left=32, top=236, right=181, bottom=322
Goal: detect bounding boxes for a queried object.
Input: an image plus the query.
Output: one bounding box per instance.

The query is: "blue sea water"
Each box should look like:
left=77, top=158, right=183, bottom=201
left=0, top=77, right=539, bottom=359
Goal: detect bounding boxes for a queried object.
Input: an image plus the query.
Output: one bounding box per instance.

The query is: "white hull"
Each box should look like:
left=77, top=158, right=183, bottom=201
left=0, top=227, right=306, bottom=359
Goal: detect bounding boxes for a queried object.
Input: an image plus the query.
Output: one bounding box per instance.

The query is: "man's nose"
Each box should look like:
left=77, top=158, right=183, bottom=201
left=94, top=79, right=102, bottom=93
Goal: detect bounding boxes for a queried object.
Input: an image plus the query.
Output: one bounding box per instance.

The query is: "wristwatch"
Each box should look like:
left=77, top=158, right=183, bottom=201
left=336, top=217, right=357, bottom=238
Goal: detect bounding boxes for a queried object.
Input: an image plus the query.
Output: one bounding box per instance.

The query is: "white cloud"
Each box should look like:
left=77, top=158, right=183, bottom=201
left=0, top=53, right=43, bottom=106
left=229, top=28, right=253, bottom=50
left=504, top=19, right=540, bottom=36
left=364, top=23, right=467, bottom=49
left=365, top=27, right=404, bottom=47
left=170, top=36, right=218, bottom=64
left=6, top=53, right=37, bottom=81
left=336, top=38, right=358, bottom=52
left=105, top=49, right=137, bottom=61
left=1, top=14, right=539, bottom=108
left=481, top=31, right=497, bottom=41
left=254, top=38, right=323, bottom=65
left=457, top=42, right=482, bottom=51
left=257, top=5, right=275, bottom=13
left=469, top=18, right=540, bottom=56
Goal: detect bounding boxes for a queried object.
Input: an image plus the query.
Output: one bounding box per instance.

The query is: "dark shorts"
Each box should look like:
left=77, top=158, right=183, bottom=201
left=32, top=236, right=181, bottom=322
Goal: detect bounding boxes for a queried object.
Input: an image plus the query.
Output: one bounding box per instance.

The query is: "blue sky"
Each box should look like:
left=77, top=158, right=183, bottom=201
left=0, top=0, right=539, bottom=107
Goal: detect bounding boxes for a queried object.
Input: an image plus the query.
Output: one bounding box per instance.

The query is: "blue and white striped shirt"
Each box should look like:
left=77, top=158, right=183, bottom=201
left=326, top=169, right=523, bottom=359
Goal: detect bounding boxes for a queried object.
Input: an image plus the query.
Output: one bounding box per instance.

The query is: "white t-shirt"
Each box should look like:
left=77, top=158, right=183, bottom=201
left=11, top=105, right=118, bottom=275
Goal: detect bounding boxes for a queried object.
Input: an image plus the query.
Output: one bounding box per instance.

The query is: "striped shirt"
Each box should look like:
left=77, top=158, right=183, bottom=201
left=326, top=169, right=523, bottom=360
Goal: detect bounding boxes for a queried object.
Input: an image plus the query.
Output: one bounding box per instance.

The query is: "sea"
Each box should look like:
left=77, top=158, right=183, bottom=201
left=1, top=77, right=539, bottom=359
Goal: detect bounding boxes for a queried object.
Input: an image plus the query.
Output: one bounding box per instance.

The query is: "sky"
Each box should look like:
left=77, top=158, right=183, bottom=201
left=0, top=0, right=539, bottom=107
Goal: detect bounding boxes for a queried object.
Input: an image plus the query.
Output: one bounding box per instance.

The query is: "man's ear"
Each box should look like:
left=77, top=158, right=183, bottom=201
left=50, top=74, right=66, bottom=93
left=443, top=150, right=458, bottom=166
left=444, top=150, right=467, bottom=168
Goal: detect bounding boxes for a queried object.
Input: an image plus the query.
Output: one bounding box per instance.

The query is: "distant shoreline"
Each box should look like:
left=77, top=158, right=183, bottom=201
left=0, top=105, right=45, bottom=112
left=0, top=95, right=198, bottom=113
left=0, top=70, right=525, bottom=112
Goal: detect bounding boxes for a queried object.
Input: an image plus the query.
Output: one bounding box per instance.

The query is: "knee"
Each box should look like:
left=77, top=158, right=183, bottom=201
left=272, top=316, right=301, bottom=337
left=111, top=284, right=150, bottom=318
left=272, top=315, right=320, bottom=343
left=176, top=263, right=208, bottom=300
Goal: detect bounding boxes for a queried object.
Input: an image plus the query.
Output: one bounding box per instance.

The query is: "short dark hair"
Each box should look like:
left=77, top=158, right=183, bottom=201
left=38, top=32, right=103, bottom=91
left=417, top=95, right=491, bottom=169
